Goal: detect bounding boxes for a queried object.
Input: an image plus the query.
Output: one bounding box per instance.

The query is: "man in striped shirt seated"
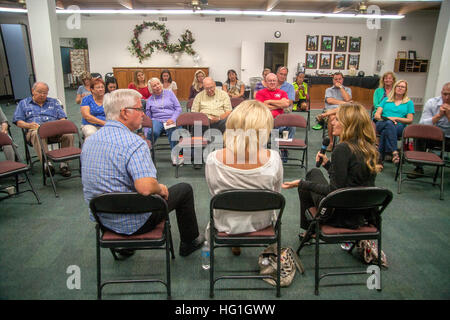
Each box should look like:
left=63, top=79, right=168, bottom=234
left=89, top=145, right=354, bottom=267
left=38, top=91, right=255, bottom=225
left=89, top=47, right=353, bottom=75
left=81, top=89, right=204, bottom=257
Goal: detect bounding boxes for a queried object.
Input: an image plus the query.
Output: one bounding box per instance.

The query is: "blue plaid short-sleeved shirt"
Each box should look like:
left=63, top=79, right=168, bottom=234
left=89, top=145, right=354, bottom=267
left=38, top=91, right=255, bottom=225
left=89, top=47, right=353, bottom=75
left=13, top=97, right=67, bottom=124
left=81, top=120, right=157, bottom=235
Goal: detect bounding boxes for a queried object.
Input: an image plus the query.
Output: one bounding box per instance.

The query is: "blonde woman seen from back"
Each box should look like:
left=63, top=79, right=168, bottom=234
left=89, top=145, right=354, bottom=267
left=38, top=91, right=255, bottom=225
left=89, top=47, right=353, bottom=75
left=205, top=100, right=283, bottom=256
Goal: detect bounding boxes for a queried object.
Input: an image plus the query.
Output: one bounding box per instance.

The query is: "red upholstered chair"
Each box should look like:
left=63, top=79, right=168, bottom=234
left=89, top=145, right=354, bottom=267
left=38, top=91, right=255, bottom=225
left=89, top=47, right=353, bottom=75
left=173, top=112, right=210, bottom=178
left=395, top=124, right=445, bottom=200
left=209, top=190, right=286, bottom=298
left=296, top=187, right=393, bottom=295
left=0, top=132, right=40, bottom=204
left=90, top=192, right=174, bottom=300
left=273, top=113, right=309, bottom=173
left=230, top=97, right=244, bottom=108
left=37, top=120, right=82, bottom=197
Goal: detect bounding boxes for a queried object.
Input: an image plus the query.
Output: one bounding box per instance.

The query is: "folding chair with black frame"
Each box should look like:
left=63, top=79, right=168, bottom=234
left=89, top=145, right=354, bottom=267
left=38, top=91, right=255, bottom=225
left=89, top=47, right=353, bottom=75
left=37, top=120, right=82, bottom=198
left=296, top=187, right=393, bottom=296
left=0, top=132, right=41, bottom=204
left=273, top=113, right=309, bottom=174
left=209, top=189, right=286, bottom=298
left=90, top=192, right=175, bottom=300
left=395, top=124, right=446, bottom=200
left=173, top=112, right=210, bottom=178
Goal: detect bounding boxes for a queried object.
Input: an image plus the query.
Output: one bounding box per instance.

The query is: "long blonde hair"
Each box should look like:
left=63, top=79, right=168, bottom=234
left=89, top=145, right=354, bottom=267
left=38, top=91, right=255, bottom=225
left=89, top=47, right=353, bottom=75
left=224, top=100, right=273, bottom=158
left=337, top=103, right=380, bottom=174
left=192, top=70, right=206, bottom=91
left=387, top=80, right=410, bottom=104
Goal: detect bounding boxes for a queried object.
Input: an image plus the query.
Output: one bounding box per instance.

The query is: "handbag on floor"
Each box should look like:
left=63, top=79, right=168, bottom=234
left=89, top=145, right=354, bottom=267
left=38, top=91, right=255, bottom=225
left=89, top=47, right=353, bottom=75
left=356, top=240, right=388, bottom=268
left=258, top=244, right=304, bottom=287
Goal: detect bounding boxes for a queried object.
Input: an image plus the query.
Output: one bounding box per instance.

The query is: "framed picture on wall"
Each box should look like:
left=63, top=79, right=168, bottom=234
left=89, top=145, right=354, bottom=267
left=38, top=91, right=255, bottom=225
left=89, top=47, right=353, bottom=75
left=349, top=37, right=361, bottom=52
left=335, top=36, right=348, bottom=52
left=348, top=54, right=360, bottom=69
left=333, top=54, right=346, bottom=70
left=305, top=53, right=318, bottom=69
left=397, top=51, right=407, bottom=59
left=319, top=53, right=332, bottom=69
left=408, top=50, right=417, bottom=59
left=321, top=35, right=333, bottom=51
left=306, top=35, right=319, bottom=51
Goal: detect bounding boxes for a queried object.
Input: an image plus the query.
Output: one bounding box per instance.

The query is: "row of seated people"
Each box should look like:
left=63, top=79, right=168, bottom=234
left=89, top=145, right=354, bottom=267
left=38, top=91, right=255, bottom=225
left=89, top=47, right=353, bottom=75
left=2, top=81, right=447, bottom=259
left=76, top=66, right=309, bottom=109
left=313, top=71, right=449, bottom=176
left=77, top=66, right=303, bottom=165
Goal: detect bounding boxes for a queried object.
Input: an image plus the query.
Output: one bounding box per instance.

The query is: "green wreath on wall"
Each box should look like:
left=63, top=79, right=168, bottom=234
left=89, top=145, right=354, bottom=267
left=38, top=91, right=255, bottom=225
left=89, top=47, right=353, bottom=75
left=128, top=21, right=196, bottom=63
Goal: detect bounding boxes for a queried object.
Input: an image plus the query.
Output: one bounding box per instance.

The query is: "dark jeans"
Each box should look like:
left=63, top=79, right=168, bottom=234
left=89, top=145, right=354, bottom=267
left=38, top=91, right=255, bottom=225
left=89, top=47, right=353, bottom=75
left=376, top=120, right=405, bottom=155
left=297, top=168, right=328, bottom=231
left=134, top=183, right=200, bottom=243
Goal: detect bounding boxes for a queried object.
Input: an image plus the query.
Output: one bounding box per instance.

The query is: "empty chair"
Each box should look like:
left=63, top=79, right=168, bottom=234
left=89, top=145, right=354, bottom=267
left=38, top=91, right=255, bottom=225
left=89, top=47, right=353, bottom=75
left=396, top=124, right=445, bottom=199
left=90, top=192, right=174, bottom=299
left=274, top=113, right=309, bottom=173
left=173, top=112, right=210, bottom=178
left=230, top=97, right=244, bottom=108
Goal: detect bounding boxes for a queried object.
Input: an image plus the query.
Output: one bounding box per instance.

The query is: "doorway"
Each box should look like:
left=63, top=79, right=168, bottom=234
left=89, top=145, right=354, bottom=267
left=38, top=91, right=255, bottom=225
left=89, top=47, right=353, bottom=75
left=264, top=43, right=288, bottom=74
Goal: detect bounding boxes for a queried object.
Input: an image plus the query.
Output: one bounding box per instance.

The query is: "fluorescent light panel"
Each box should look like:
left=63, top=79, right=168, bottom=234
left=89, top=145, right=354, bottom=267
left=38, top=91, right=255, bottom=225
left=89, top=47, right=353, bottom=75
left=0, top=7, right=404, bottom=19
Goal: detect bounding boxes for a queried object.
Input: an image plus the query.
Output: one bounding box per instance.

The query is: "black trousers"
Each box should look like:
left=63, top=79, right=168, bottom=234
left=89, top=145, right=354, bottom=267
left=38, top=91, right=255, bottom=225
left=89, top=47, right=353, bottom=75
left=134, top=182, right=200, bottom=243
left=297, top=168, right=328, bottom=231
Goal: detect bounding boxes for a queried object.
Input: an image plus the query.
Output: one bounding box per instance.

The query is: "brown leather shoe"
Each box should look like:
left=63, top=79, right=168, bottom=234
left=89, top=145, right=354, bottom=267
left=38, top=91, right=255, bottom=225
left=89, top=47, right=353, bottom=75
left=231, top=247, right=241, bottom=256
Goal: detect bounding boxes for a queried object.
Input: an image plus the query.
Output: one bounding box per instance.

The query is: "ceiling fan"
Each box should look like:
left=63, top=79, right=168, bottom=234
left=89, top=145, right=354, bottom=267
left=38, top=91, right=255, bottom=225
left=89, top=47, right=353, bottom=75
left=176, top=0, right=209, bottom=12
left=333, top=1, right=371, bottom=14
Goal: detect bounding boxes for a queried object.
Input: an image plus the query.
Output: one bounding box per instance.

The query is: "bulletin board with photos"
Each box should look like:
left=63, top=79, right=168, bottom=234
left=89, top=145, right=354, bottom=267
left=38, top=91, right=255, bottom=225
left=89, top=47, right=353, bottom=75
left=305, top=34, right=361, bottom=70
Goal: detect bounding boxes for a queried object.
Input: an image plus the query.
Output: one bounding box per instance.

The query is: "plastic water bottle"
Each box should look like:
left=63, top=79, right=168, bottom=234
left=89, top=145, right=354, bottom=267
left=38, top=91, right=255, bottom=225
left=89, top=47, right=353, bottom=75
left=201, top=241, right=210, bottom=270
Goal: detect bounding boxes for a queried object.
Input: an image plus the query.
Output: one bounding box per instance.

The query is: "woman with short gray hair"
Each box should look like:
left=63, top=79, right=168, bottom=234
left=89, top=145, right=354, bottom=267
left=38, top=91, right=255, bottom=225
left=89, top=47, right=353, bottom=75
left=145, top=78, right=183, bottom=165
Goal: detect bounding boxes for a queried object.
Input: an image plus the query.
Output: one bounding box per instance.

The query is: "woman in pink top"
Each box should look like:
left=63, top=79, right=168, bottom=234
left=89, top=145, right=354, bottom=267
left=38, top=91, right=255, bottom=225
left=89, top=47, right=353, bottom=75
left=128, top=70, right=151, bottom=99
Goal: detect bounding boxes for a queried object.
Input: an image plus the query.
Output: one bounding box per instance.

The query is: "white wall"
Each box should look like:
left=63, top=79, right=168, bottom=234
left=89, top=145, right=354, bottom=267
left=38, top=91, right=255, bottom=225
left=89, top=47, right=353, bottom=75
left=57, top=16, right=380, bottom=86
left=376, top=12, right=439, bottom=103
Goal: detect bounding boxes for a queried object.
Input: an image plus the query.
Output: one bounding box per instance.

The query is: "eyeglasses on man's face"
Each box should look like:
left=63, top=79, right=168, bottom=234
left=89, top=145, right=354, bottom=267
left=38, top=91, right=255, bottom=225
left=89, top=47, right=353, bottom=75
left=124, top=107, right=145, bottom=112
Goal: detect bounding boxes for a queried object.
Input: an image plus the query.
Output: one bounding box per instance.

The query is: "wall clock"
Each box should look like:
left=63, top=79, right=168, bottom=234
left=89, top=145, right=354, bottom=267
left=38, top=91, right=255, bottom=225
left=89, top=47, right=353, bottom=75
left=274, top=31, right=281, bottom=38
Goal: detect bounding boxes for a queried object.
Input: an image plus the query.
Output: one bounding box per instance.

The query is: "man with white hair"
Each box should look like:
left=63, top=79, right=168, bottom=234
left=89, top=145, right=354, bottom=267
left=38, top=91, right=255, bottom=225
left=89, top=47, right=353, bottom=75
left=192, top=77, right=232, bottom=133
left=13, top=82, right=74, bottom=177
left=81, top=89, right=204, bottom=258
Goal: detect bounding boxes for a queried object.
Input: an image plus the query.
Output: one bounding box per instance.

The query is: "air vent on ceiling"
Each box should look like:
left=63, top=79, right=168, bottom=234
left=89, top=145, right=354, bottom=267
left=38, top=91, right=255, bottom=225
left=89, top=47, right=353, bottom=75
left=159, top=17, right=168, bottom=22
left=286, top=19, right=295, bottom=23
left=215, top=17, right=226, bottom=22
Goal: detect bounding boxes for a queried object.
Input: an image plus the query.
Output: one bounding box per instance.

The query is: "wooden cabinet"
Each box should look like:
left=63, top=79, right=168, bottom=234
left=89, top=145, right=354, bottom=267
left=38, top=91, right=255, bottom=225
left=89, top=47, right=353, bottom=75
left=113, top=67, right=209, bottom=101
left=394, top=59, right=428, bottom=73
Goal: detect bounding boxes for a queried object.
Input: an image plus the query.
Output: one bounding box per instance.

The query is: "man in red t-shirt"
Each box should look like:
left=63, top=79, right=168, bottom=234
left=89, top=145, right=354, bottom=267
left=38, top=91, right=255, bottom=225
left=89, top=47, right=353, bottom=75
left=255, top=73, right=290, bottom=117
left=256, top=73, right=295, bottom=162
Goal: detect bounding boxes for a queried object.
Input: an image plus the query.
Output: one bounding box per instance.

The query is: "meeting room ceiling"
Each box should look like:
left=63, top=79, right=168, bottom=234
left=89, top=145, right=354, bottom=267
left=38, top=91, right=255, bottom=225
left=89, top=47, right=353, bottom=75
left=0, top=1, right=442, bottom=15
